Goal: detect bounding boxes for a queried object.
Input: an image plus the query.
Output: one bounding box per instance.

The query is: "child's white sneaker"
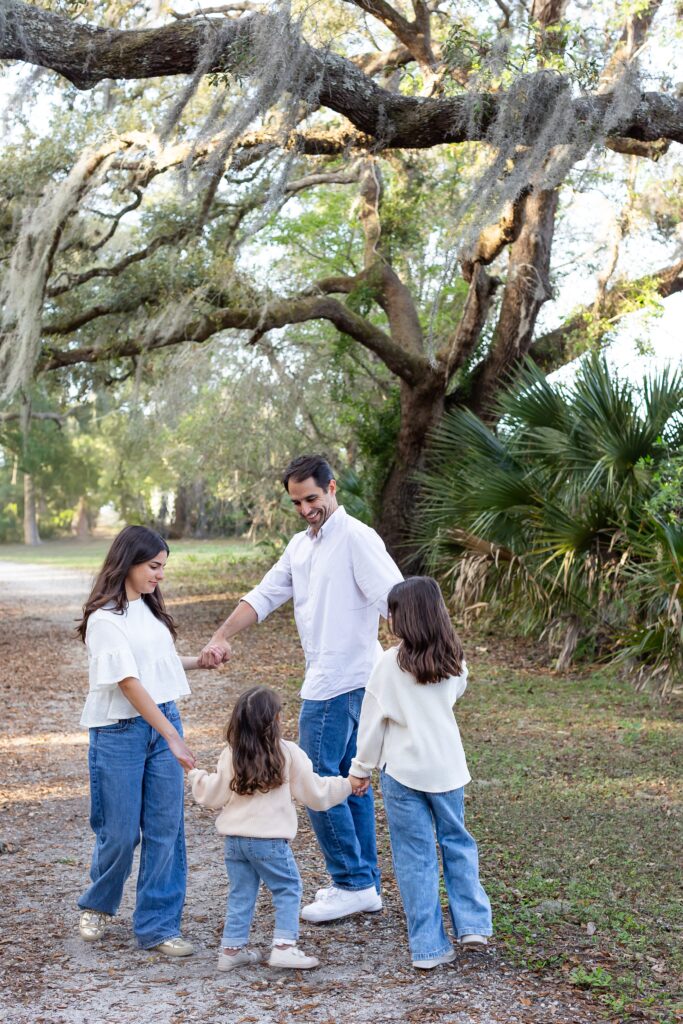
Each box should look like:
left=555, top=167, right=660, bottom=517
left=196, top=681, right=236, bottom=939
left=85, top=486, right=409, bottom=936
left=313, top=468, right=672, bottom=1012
left=301, top=884, right=382, bottom=922
left=268, top=945, right=319, bottom=970
left=217, top=947, right=261, bottom=971
left=460, top=934, right=489, bottom=950
left=412, top=949, right=456, bottom=969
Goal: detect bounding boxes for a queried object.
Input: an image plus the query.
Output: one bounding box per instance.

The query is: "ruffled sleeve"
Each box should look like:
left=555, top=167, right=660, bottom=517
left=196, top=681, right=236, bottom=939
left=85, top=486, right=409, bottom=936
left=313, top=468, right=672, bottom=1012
left=86, top=616, right=140, bottom=690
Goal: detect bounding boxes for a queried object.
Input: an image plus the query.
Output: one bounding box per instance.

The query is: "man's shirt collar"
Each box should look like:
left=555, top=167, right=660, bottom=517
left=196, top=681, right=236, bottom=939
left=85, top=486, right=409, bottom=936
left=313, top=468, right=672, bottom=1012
left=306, top=504, right=346, bottom=542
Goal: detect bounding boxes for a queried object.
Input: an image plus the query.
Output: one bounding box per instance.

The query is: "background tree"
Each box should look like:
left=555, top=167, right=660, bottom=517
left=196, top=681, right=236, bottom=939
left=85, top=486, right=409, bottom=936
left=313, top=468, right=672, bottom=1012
left=1, top=0, right=681, bottom=559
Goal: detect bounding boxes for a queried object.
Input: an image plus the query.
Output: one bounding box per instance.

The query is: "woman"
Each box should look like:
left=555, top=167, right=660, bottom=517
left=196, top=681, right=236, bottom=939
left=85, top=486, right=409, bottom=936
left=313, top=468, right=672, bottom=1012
left=76, top=525, right=217, bottom=956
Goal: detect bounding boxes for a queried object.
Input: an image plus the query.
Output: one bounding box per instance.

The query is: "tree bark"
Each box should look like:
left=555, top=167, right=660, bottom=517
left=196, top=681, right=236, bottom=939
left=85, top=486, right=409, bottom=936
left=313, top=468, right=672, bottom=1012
left=71, top=496, right=91, bottom=541
left=467, top=187, right=560, bottom=419
left=3, top=2, right=683, bottom=146
left=22, top=473, right=41, bottom=546
left=377, top=373, right=445, bottom=564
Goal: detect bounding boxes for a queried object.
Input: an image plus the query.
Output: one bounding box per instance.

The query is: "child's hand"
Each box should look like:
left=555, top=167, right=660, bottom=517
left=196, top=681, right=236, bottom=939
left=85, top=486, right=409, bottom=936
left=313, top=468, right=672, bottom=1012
left=349, top=774, right=370, bottom=796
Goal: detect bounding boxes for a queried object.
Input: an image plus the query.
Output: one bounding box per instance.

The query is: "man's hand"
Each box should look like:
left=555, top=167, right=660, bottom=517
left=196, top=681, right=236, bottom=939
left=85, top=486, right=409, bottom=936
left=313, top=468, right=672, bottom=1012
left=198, top=639, right=231, bottom=667
left=349, top=774, right=370, bottom=796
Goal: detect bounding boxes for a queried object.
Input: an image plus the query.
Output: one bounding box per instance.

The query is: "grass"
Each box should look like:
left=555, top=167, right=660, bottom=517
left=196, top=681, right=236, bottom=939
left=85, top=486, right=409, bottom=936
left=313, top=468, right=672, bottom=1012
left=0, top=537, right=265, bottom=581
left=460, top=645, right=682, bottom=1023
left=4, top=539, right=682, bottom=1021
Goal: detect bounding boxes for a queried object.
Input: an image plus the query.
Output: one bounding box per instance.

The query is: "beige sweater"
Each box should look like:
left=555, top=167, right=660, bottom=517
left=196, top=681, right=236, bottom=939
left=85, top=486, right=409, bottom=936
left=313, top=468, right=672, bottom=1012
left=188, top=740, right=352, bottom=840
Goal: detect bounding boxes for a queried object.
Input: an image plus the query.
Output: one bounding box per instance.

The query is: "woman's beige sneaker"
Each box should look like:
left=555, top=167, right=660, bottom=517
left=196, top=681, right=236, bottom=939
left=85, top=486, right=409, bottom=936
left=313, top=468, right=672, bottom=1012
left=268, top=945, right=319, bottom=969
left=78, top=910, right=110, bottom=942
left=152, top=936, right=194, bottom=957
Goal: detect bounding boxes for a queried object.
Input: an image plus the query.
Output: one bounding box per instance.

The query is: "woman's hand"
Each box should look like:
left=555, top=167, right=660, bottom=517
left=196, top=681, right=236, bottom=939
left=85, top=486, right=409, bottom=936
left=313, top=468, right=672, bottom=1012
left=349, top=774, right=370, bottom=796
left=167, top=733, right=197, bottom=771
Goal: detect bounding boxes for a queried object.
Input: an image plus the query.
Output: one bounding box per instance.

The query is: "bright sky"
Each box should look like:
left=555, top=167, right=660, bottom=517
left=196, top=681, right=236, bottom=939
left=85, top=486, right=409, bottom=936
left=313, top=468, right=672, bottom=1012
left=550, top=292, right=683, bottom=386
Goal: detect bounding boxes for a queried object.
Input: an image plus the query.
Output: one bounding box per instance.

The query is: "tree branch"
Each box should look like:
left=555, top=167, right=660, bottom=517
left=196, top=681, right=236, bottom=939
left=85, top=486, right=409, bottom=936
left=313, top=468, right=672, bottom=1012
left=4, top=3, right=683, bottom=146
left=39, top=294, right=428, bottom=383
left=531, top=257, right=683, bottom=371
left=46, top=227, right=188, bottom=297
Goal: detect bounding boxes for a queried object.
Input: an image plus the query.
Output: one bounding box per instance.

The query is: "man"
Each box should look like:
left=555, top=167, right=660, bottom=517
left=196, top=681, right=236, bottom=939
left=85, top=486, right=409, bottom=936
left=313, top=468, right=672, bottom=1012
left=200, top=454, right=402, bottom=922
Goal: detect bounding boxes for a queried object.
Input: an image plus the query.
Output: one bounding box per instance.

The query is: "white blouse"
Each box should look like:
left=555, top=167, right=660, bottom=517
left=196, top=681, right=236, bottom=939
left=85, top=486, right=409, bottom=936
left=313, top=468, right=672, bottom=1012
left=80, top=598, right=190, bottom=728
left=350, top=646, right=470, bottom=793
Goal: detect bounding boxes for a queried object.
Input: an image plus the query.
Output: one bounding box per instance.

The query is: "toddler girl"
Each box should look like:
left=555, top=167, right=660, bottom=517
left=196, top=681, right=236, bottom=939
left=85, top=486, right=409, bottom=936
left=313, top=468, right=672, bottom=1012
left=350, top=576, right=492, bottom=969
left=189, top=686, right=363, bottom=970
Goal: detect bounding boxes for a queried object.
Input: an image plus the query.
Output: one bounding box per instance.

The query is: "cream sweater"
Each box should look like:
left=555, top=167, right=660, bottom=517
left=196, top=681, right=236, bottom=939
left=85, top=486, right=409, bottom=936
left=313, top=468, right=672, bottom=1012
left=350, top=646, right=471, bottom=793
left=188, top=740, right=352, bottom=840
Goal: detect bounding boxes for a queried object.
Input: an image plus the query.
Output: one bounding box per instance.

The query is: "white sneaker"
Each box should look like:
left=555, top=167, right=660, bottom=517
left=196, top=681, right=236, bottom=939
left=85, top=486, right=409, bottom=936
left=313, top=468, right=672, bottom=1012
left=78, top=910, right=110, bottom=942
left=413, top=949, right=455, bottom=969
left=152, top=935, right=194, bottom=957
left=301, top=884, right=382, bottom=923
left=268, top=945, right=319, bottom=969
left=460, top=934, right=489, bottom=951
left=217, top=947, right=261, bottom=972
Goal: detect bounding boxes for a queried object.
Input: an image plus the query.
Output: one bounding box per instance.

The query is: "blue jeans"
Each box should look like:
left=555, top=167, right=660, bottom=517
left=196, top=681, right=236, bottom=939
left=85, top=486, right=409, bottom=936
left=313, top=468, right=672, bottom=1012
left=299, top=689, right=379, bottom=892
left=223, top=837, right=302, bottom=946
left=380, top=771, right=492, bottom=961
left=78, top=702, right=186, bottom=949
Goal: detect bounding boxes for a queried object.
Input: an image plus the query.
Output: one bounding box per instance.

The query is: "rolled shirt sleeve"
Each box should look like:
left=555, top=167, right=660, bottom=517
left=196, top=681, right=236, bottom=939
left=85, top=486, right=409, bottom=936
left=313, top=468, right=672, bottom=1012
left=241, top=544, right=294, bottom=622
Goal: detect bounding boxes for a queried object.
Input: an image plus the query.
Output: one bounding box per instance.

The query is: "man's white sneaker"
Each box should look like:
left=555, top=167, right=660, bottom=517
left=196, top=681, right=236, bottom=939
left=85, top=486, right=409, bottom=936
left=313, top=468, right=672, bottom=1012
left=413, top=949, right=456, bottom=969
left=301, top=884, right=382, bottom=923
left=268, top=944, right=319, bottom=969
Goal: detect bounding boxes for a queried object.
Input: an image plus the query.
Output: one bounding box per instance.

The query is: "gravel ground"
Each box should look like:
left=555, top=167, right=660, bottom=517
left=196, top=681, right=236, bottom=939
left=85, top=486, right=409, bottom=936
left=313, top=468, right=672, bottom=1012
left=0, top=560, right=605, bottom=1024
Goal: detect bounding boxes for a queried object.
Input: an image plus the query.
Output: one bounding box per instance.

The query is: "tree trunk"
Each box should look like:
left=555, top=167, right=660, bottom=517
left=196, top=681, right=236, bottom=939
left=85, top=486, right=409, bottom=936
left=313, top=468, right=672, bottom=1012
left=72, top=496, right=91, bottom=540
left=468, top=187, right=559, bottom=420
left=169, top=484, right=190, bottom=539
left=23, top=473, right=41, bottom=546
left=377, top=376, right=445, bottom=567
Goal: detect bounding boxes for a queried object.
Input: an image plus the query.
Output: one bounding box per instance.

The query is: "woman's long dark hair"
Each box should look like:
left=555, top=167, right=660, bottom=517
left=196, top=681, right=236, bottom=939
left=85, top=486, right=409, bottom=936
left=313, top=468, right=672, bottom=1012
left=226, top=687, right=286, bottom=796
left=76, top=525, right=176, bottom=642
left=389, top=576, right=464, bottom=684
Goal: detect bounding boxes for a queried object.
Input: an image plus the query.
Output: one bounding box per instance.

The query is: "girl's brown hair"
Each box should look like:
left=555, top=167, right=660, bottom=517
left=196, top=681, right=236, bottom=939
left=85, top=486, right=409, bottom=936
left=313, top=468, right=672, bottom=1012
left=388, top=576, right=464, bottom=684
left=226, top=687, right=286, bottom=795
left=76, top=525, right=176, bottom=642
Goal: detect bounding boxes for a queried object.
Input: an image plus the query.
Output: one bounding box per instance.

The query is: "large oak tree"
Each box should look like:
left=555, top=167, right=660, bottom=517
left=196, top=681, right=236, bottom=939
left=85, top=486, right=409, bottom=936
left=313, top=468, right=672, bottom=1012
left=1, top=0, right=681, bottom=558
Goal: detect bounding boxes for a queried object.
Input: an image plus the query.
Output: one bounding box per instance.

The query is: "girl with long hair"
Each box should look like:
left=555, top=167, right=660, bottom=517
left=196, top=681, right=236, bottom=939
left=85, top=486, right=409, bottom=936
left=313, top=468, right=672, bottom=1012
left=189, top=686, right=364, bottom=971
left=350, top=576, right=492, bottom=969
left=77, top=525, right=218, bottom=956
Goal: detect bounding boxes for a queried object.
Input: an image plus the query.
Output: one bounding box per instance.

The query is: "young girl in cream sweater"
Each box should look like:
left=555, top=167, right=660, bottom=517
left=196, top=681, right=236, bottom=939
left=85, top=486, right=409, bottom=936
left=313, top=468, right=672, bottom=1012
left=189, top=686, right=364, bottom=971
left=350, top=576, right=492, bottom=970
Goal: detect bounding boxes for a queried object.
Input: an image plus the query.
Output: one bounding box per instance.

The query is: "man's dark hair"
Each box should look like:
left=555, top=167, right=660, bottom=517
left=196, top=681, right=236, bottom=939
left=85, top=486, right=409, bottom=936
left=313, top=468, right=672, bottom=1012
left=282, top=454, right=335, bottom=492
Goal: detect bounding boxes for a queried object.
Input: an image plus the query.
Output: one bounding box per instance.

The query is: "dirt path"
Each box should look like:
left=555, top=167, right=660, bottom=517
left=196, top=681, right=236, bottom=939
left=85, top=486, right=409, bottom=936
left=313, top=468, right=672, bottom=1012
left=0, top=561, right=604, bottom=1024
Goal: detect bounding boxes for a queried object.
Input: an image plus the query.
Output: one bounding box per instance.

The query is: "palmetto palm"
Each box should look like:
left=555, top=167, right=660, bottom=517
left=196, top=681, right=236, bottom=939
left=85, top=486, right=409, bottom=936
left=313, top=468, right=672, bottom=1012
left=418, top=357, right=683, bottom=692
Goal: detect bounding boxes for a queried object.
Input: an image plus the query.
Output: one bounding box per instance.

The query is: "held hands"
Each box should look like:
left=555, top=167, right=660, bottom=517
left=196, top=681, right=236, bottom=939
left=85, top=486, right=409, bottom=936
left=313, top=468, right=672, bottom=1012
left=168, top=734, right=197, bottom=772
left=198, top=640, right=231, bottom=668
left=349, top=774, right=370, bottom=796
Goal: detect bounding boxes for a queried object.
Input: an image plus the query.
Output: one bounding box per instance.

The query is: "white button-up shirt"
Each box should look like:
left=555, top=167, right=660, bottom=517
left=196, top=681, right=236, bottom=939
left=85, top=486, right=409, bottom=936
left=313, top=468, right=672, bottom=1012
left=242, top=506, right=403, bottom=700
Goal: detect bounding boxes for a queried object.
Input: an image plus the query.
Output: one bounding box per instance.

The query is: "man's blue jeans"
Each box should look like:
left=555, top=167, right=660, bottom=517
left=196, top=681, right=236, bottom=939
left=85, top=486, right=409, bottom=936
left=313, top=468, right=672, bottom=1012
left=223, top=837, right=302, bottom=946
left=381, top=771, right=492, bottom=962
left=299, top=689, right=379, bottom=892
left=78, top=702, right=186, bottom=949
